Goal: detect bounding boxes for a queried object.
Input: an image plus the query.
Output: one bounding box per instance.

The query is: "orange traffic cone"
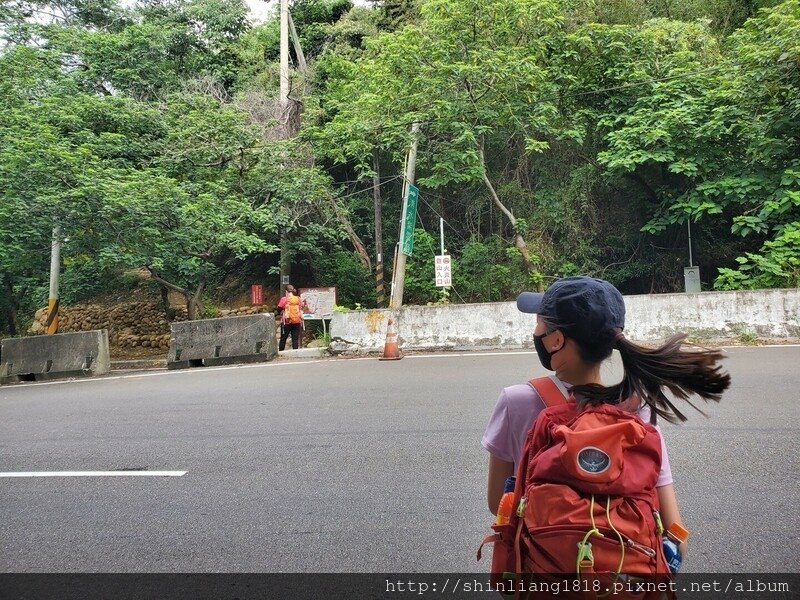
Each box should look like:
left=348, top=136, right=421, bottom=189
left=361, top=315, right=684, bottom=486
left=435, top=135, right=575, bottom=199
left=379, top=318, right=402, bottom=361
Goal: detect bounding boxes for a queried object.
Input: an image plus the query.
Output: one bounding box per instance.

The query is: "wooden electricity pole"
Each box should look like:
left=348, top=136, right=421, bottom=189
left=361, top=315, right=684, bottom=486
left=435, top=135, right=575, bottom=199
left=389, top=122, right=420, bottom=309
left=278, top=0, right=290, bottom=294
left=279, top=0, right=289, bottom=117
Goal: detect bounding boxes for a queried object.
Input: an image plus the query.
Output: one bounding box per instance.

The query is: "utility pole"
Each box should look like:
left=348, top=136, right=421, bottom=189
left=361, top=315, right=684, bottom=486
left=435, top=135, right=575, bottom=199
left=389, top=122, right=420, bottom=309
left=279, top=0, right=290, bottom=293
left=280, top=233, right=290, bottom=296
left=279, top=0, right=290, bottom=119
left=373, top=148, right=384, bottom=307
left=46, top=225, right=60, bottom=335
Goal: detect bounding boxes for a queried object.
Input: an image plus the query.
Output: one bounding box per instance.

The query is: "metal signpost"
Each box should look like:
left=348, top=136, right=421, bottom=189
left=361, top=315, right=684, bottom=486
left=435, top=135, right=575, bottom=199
left=684, top=219, right=701, bottom=293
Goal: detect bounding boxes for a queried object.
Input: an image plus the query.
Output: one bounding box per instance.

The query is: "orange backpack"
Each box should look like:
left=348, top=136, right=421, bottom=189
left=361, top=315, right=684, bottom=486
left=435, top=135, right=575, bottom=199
left=478, top=377, right=674, bottom=598
left=284, top=294, right=302, bottom=325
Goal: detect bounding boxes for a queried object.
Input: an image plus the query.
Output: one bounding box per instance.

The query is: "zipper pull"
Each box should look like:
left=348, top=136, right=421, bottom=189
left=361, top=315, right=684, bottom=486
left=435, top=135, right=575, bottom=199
left=516, top=497, right=527, bottom=518
left=653, top=511, right=664, bottom=536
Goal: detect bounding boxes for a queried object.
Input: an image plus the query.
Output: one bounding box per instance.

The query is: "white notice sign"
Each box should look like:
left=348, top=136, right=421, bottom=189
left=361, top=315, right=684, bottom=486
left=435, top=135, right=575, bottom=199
left=435, top=255, right=452, bottom=287
left=299, top=287, right=337, bottom=318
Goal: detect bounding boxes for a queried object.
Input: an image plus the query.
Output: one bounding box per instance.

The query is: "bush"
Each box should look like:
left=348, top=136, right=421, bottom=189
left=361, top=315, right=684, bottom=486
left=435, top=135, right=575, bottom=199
left=402, top=229, right=439, bottom=305
left=311, top=248, right=376, bottom=308
left=453, top=236, right=529, bottom=303
left=60, top=255, right=138, bottom=304
left=715, top=223, right=800, bottom=290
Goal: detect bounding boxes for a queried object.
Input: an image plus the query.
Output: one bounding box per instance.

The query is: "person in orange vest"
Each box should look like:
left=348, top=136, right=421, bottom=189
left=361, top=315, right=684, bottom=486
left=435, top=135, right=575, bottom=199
left=277, top=285, right=309, bottom=350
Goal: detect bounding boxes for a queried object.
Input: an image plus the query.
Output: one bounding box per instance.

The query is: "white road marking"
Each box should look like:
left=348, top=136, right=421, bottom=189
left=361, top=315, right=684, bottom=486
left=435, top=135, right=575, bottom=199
left=0, top=471, right=187, bottom=477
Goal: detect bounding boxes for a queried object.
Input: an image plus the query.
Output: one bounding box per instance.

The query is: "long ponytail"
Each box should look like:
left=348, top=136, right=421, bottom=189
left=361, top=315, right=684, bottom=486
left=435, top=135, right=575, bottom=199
left=572, top=333, right=731, bottom=423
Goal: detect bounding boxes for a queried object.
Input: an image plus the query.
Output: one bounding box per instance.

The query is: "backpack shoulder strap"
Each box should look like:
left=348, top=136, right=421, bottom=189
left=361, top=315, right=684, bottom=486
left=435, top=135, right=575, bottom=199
left=528, top=376, right=569, bottom=408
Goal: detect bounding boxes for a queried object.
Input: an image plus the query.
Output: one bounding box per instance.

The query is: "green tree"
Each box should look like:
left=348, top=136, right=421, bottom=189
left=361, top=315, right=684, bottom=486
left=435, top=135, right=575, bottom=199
left=593, top=3, right=800, bottom=289
left=312, top=0, right=567, bottom=283
left=0, top=0, right=124, bottom=44
left=94, top=169, right=272, bottom=319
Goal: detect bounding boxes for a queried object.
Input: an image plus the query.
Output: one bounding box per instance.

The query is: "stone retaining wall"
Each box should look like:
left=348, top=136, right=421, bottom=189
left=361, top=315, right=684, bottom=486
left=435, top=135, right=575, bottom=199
left=330, top=288, right=800, bottom=354
left=29, top=302, right=274, bottom=351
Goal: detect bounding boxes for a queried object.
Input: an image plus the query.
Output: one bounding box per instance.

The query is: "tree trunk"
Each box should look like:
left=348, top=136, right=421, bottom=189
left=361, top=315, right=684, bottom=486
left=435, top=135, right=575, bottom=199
left=477, top=139, right=537, bottom=282
left=185, top=292, right=205, bottom=321
left=147, top=267, right=205, bottom=320
left=187, top=277, right=206, bottom=321
left=158, top=282, right=176, bottom=321
left=326, top=194, right=372, bottom=272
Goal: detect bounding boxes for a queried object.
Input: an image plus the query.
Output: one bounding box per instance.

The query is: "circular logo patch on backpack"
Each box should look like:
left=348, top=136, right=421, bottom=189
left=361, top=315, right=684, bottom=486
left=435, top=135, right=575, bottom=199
left=577, top=447, right=610, bottom=474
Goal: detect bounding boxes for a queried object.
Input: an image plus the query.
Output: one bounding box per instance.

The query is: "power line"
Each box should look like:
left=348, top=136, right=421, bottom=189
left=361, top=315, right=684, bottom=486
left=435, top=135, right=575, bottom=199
left=416, top=193, right=470, bottom=247
left=329, top=174, right=403, bottom=187
left=333, top=175, right=404, bottom=202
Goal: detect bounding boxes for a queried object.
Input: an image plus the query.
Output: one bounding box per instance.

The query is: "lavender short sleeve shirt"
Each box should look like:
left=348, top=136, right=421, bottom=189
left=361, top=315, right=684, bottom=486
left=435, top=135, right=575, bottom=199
left=481, top=378, right=673, bottom=487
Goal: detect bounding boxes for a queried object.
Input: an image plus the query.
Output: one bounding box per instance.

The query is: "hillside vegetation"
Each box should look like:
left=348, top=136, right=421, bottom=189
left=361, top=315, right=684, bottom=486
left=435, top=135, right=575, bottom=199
left=1, top=0, right=798, bottom=335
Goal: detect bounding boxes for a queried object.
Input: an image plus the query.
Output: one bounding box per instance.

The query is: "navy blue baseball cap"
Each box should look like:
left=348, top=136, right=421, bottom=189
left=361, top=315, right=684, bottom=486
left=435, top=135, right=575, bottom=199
left=516, top=276, right=625, bottom=341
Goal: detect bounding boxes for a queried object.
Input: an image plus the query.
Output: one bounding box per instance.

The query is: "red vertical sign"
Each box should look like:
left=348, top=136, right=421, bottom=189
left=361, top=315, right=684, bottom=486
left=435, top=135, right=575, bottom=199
left=251, top=284, right=263, bottom=306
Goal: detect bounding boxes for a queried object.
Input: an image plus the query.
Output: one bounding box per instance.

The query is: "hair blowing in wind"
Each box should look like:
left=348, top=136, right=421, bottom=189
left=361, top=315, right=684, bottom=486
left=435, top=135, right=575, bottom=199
left=573, top=333, right=732, bottom=423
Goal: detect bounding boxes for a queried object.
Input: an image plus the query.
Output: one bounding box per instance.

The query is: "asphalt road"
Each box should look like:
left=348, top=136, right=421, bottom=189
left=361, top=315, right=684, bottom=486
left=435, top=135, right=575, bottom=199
left=1, top=347, right=798, bottom=573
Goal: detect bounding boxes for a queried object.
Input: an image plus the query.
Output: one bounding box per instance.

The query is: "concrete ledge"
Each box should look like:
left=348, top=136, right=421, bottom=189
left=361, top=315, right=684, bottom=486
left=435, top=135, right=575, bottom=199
left=167, top=314, right=277, bottom=370
left=278, top=348, right=328, bottom=359
left=110, top=358, right=167, bottom=371
left=1, top=330, right=110, bottom=383
left=330, top=288, right=800, bottom=353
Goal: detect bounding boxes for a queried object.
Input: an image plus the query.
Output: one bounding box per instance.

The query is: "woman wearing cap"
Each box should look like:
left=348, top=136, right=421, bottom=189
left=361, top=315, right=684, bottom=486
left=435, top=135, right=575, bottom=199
left=482, top=276, right=730, bottom=559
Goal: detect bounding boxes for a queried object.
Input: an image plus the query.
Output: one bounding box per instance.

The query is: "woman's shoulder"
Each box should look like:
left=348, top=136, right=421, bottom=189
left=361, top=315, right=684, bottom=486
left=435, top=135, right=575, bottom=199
left=498, top=383, right=543, bottom=412
left=635, top=401, right=656, bottom=425
left=487, top=383, right=548, bottom=447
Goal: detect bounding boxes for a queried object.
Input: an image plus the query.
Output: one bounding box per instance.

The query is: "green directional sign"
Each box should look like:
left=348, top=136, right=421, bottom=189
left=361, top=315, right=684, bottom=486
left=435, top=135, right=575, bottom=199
left=400, top=184, right=419, bottom=256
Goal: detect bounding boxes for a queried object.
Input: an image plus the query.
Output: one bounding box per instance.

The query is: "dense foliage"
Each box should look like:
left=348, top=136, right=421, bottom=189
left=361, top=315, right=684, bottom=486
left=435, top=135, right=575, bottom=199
left=1, top=0, right=798, bottom=333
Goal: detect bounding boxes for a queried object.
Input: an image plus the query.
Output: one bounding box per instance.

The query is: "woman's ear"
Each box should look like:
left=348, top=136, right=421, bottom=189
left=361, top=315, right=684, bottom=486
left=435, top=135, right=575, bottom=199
left=545, top=329, right=565, bottom=353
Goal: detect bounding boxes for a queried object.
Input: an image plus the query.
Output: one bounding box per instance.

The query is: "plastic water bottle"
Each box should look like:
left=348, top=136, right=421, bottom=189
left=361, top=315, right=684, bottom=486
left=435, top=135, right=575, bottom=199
left=494, top=476, right=516, bottom=525
left=662, top=522, right=689, bottom=573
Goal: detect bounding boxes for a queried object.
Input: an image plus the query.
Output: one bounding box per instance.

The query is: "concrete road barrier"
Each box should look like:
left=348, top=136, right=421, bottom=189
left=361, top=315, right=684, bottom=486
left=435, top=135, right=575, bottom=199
left=167, top=314, right=278, bottom=369
left=0, top=330, right=110, bottom=383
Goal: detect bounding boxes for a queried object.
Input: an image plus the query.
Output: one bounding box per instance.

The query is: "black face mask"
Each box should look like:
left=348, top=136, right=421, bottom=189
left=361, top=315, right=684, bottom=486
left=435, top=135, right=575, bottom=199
left=534, top=332, right=557, bottom=371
